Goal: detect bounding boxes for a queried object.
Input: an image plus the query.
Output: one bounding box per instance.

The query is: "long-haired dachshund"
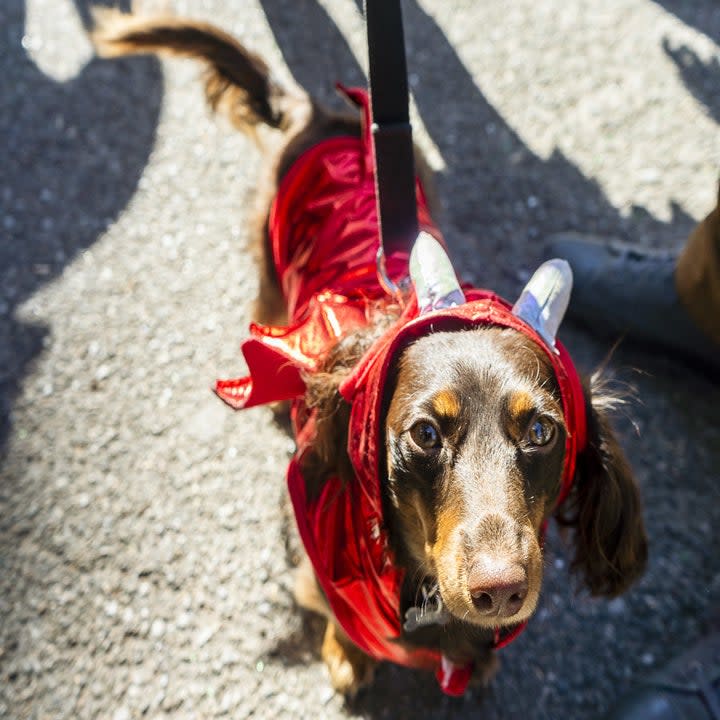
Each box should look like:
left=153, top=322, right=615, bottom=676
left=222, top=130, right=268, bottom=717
left=92, top=9, right=647, bottom=698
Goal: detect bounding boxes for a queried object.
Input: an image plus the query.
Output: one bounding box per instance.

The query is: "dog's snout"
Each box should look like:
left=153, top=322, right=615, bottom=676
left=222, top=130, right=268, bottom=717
left=468, top=556, right=528, bottom=617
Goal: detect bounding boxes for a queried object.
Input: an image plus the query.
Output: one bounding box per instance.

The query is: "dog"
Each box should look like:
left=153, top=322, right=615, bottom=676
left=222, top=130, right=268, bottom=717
left=92, top=9, right=648, bottom=698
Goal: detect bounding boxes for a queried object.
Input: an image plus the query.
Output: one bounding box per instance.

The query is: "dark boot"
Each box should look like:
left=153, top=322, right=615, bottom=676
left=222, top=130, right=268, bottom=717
left=604, top=631, right=720, bottom=720
left=545, top=233, right=719, bottom=373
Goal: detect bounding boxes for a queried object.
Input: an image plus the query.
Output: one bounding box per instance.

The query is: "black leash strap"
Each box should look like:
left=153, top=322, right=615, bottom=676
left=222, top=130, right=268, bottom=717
left=364, top=0, right=418, bottom=276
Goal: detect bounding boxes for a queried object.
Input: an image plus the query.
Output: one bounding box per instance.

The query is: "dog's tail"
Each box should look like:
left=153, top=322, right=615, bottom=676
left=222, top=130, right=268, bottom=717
left=91, top=9, right=302, bottom=134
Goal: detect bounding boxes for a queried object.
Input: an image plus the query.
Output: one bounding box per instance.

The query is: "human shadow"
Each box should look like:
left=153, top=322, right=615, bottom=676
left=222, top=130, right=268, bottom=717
left=257, top=0, right=365, bottom=109
left=0, top=0, right=162, bottom=453
left=258, top=1, right=719, bottom=718
left=264, top=0, right=694, bottom=291
left=662, top=39, right=720, bottom=125
left=652, top=0, right=720, bottom=124
left=651, top=0, right=720, bottom=45
left=399, top=1, right=695, bottom=273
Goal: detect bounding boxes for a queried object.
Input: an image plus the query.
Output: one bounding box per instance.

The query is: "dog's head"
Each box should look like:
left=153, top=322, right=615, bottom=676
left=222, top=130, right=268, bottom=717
left=305, top=249, right=647, bottom=640
left=385, top=327, right=561, bottom=627
left=384, top=324, right=647, bottom=631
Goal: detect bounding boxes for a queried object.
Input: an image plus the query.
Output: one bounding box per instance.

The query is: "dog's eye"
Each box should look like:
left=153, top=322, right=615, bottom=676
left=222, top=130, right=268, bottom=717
left=527, top=416, right=555, bottom=446
left=409, top=421, right=442, bottom=451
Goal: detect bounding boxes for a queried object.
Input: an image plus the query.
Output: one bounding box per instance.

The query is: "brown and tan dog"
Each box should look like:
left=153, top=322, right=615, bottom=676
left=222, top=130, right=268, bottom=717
left=93, top=10, right=647, bottom=697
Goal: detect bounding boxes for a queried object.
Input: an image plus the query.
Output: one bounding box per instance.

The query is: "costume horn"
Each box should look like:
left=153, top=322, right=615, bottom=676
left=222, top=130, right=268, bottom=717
left=410, top=232, right=465, bottom=314
left=512, top=259, right=573, bottom=351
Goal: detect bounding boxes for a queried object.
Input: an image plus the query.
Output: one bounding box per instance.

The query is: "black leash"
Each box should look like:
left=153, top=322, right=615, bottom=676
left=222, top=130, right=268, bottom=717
left=364, top=0, right=418, bottom=288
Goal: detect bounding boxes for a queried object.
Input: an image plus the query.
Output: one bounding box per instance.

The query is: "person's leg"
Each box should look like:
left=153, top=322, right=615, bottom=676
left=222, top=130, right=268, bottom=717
left=552, top=192, right=720, bottom=718
left=603, top=631, right=720, bottom=720
left=546, top=188, right=720, bottom=372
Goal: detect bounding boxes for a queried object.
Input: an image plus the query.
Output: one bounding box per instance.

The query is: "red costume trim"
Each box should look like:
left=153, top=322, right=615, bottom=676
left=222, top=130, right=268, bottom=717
left=216, top=87, right=587, bottom=696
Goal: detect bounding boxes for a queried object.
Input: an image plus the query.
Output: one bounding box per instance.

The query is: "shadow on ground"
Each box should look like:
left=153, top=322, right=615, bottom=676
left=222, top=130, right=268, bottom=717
left=2, top=0, right=719, bottom=717
left=654, top=0, right=720, bottom=123
left=0, top=0, right=162, bottom=453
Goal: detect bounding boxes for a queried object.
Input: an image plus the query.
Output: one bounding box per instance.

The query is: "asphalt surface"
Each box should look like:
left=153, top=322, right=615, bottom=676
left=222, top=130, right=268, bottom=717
left=1, top=0, right=719, bottom=718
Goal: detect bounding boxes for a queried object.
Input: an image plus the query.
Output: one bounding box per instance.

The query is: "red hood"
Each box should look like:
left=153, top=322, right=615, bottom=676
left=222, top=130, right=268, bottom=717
left=215, top=87, right=587, bottom=696
left=339, top=292, right=586, bottom=518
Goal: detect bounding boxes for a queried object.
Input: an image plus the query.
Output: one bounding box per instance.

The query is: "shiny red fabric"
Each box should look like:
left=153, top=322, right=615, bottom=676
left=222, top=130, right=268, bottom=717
left=215, top=85, right=436, bottom=412
left=215, top=88, right=588, bottom=695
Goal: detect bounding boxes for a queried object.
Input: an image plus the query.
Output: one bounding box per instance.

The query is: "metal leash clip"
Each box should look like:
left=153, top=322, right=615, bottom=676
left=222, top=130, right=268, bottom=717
left=376, top=246, right=410, bottom=300
left=403, top=582, right=451, bottom=633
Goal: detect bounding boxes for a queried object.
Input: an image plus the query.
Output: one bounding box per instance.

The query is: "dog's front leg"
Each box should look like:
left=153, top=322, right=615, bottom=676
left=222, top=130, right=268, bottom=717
left=294, top=556, right=377, bottom=695
left=321, top=618, right=377, bottom=697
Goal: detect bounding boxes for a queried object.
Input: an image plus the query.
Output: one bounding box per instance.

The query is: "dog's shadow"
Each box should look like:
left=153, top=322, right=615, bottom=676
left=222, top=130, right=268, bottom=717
left=258, top=1, right=720, bottom=717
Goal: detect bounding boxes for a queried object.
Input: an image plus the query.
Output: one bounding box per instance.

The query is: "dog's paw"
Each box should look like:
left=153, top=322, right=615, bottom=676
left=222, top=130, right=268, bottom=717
left=321, top=622, right=376, bottom=697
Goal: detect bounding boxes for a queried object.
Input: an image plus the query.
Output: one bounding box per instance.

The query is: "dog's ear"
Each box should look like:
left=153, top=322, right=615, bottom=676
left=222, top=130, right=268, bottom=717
left=558, top=373, right=648, bottom=597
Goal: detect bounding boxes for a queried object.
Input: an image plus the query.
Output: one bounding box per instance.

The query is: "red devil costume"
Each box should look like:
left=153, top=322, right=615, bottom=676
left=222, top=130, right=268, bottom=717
left=216, top=87, right=588, bottom=696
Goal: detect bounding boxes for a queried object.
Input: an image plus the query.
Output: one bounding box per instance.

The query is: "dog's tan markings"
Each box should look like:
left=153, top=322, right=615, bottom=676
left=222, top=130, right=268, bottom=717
left=398, top=490, right=435, bottom=562
left=528, top=496, right=547, bottom=533
left=432, top=502, right=462, bottom=558
left=432, top=389, right=461, bottom=420
left=321, top=621, right=376, bottom=696
left=429, top=500, right=470, bottom=618
left=506, top=390, right=536, bottom=440
left=507, top=390, right=535, bottom=420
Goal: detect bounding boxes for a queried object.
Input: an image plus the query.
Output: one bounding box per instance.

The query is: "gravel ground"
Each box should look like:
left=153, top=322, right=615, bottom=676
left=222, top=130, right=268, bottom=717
left=1, top=0, right=719, bottom=718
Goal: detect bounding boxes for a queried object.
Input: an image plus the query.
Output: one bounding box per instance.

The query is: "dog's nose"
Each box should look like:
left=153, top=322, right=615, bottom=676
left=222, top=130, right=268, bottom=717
left=467, top=556, right=528, bottom=617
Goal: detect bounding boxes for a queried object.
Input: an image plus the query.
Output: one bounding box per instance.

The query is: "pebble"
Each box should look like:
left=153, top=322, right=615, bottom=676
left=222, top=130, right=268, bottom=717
left=195, top=622, right=220, bottom=648
left=95, top=364, right=112, bottom=382
left=220, top=647, right=241, bottom=666
left=150, top=619, right=166, bottom=639
left=104, top=600, right=118, bottom=618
